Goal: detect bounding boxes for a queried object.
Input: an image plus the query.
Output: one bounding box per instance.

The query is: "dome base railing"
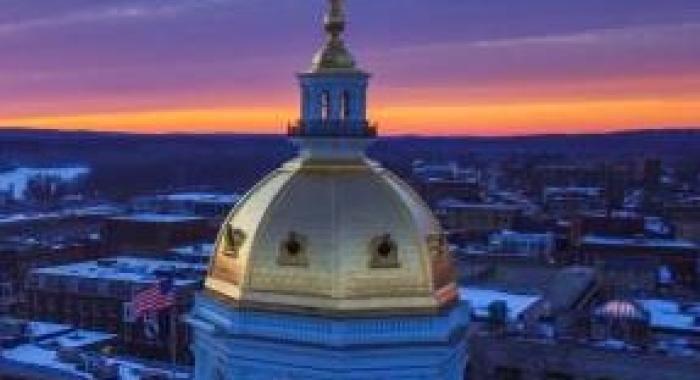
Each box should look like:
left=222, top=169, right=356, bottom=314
left=288, top=120, right=377, bottom=138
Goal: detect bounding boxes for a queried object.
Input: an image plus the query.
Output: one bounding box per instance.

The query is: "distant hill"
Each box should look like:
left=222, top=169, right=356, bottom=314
left=375, top=128, right=700, bottom=158
left=0, top=128, right=698, bottom=199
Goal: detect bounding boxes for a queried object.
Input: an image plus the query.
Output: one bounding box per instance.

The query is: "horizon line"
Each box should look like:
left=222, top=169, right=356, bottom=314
left=1, top=125, right=698, bottom=139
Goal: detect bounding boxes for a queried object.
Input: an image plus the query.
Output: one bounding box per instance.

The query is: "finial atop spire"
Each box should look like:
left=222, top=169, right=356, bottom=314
left=311, top=0, right=357, bottom=72
left=325, top=0, right=345, bottom=36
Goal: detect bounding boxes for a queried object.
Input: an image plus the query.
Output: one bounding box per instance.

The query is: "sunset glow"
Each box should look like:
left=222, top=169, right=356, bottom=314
left=2, top=96, right=699, bottom=136
left=0, top=0, right=698, bottom=135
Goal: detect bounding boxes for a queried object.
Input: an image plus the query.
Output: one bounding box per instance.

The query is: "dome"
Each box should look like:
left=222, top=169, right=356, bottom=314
left=204, top=155, right=458, bottom=315
left=595, top=300, right=649, bottom=322
left=592, top=299, right=651, bottom=345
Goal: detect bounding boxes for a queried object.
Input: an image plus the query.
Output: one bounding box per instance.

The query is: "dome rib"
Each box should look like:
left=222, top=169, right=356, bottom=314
left=377, top=166, right=437, bottom=293
left=241, top=163, right=307, bottom=293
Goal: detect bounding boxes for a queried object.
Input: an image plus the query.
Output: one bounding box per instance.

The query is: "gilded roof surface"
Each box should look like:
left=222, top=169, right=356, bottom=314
left=205, top=0, right=458, bottom=315
left=205, top=157, right=458, bottom=315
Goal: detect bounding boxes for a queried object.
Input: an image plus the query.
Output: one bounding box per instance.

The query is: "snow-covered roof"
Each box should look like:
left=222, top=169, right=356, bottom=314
left=491, top=230, right=554, bottom=240
left=2, top=331, right=189, bottom=380
left=108, top=212, right=205, bottom=223
left=544, top=187, right=602, bottom=197
left=436, top=198, right=521, bottom=211
left=645, top=217, right=672, bottom=235
left=40, top=330, right=115, bottom=349
left=68, top=205, right=123, bottom=217
left=156, top=192, right=240, bottom=205
left=638, top=299, right=700, bottom=334
left=459, top=287, right=541, bottom=321
left=170, top=243, right=215, bottom=258
left=2, top=344, right=89, bottom=378
left=581, top=235, right=698, bottom=250
left=27, top=322, right=73, bottom=340
left=0, top=205, right=122, bottom=225
left=31, top=256, right=206, bottom=286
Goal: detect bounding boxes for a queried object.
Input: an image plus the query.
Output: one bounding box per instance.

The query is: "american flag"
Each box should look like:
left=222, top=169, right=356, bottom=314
left=132, top=277, right=175, bottom=319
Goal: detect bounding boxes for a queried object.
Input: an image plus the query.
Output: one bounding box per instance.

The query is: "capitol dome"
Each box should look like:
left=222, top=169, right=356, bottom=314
left=189, top=2, right=468, bottom=378
left=205, top=152, right=458, bottom=315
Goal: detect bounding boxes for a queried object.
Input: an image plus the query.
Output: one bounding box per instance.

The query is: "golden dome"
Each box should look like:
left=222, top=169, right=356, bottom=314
left=205, top=154, right=458, bottom=315
left=204, top=0, right=457, bottom=316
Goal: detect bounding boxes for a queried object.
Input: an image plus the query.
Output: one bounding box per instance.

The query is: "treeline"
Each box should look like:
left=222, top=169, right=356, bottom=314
left=0, top=128, right=699, bottom=200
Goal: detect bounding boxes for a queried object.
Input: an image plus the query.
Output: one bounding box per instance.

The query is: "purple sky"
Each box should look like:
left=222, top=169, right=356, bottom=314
left=0, top=0, right=699, bottom=134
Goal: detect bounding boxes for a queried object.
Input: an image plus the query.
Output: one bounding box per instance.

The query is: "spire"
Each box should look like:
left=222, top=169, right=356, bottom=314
left=290, top=0, right=375, bottom=146
left=311, top=0, right=356, bottom=72
left=325, top=0, right=346, bottom=37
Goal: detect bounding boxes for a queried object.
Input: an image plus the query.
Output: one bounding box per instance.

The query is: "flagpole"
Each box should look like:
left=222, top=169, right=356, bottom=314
left=169, top=304, right=177, bottom=373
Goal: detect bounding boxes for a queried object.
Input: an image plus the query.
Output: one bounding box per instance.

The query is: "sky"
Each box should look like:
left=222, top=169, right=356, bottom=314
left=0, top=0, right=699, bottom=136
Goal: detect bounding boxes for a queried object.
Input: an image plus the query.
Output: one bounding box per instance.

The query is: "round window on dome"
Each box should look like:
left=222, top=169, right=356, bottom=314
left=377, top=241, right=393, bottom=258
left=285, top=239, right=302, bottom=257
left=369, top=234, right=399, bottom=269
left=278, top=232, right=309, bottom=267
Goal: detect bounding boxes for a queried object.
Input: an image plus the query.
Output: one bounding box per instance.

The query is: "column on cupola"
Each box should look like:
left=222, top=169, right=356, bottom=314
left=333, top=85, right=344, bottom=121
left=350, top=80, right=368, bottom=121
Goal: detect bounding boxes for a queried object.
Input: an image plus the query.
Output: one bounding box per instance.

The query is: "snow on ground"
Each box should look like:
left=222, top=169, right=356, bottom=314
left=0, top=167, right=90, bottom=199
left=46, top=330, right=115, bottom=349
left=32, top=256, right=206, bottom=286
left=2, top=343, right=90, bottom=378
left=3, top=337, right=190, bottom=380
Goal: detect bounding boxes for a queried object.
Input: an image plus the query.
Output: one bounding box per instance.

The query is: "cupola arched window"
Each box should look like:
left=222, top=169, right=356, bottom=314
left=321, top=91, right=331, bottom=121
left=341, top=90, right=351, bottom=120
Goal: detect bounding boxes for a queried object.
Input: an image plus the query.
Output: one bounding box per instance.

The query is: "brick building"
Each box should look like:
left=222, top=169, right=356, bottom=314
left=579, top=235, right=700, bottom=295
left=436, top=200, right=523, bottom=242
left=102, top=213, right=216, bottom=254
left=24, top=257, right=205, bottom=363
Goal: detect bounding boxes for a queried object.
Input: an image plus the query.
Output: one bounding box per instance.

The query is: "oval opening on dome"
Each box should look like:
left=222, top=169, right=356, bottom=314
left=369, top=234, right=399, bottom=269
left=278, top=232, right=309, bottom=267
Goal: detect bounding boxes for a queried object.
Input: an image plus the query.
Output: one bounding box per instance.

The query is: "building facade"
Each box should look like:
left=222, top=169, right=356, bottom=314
left=103, top=213, right=215, bottom=253
left=436, top=199, right=523, bottom=242
left=467, top=268, right=700, bottom=380
left=579, top=235, right=700, bottom=295
left=25, top=257, right=205, bottom=362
